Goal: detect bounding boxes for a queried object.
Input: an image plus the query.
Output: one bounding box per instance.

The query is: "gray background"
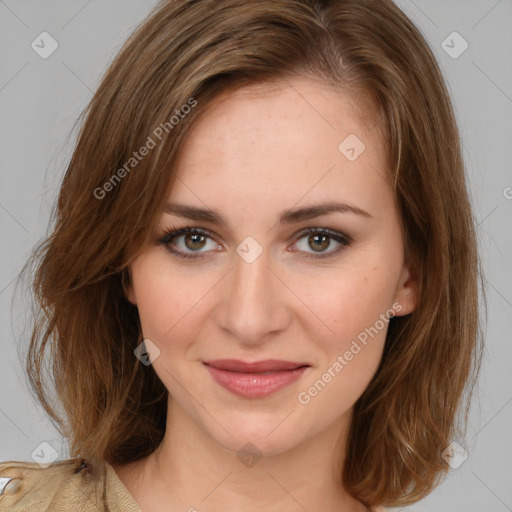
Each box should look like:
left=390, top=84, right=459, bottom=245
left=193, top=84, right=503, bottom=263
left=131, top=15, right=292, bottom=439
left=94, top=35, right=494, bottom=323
left=0, top=1, right=511, bottom=510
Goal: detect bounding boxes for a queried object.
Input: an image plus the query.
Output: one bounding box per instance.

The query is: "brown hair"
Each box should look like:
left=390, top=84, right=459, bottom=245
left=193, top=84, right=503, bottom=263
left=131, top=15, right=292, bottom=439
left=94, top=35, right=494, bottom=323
left=18, top=0, right=484, bottom=507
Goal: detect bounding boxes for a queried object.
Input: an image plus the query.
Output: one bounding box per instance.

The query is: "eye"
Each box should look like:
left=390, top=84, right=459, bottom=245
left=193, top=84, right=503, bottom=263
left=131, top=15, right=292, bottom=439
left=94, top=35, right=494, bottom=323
left=291, top=227, right=351, bottom=259
left=157, top=226, right=221, bottom=259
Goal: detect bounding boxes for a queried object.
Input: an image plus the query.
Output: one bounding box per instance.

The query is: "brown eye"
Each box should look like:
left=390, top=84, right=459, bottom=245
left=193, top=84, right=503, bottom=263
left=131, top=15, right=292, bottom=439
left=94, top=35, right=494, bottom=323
left=158, top=227, right=221, bottom=259
left=292, top=228, right=351, bottom=259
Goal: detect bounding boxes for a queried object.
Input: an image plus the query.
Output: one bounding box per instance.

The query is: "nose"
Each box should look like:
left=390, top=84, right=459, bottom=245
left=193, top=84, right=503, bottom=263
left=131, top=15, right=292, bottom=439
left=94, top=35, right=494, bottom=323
left=214, top=247, right=290, bottom=345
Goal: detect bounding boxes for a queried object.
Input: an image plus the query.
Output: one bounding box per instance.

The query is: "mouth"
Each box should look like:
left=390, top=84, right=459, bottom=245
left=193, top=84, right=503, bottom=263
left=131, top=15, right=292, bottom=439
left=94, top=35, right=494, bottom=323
left=203, top=359, right=311, bottom=398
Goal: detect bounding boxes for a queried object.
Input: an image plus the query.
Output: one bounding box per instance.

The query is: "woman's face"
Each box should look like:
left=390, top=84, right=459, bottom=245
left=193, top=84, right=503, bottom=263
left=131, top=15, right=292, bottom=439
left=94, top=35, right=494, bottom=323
left=126, top=78, right=417, bottom=456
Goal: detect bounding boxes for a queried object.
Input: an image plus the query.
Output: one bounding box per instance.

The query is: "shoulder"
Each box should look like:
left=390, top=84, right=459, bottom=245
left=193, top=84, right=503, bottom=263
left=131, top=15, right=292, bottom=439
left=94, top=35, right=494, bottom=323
left=0, top=458, right=106, bottom=512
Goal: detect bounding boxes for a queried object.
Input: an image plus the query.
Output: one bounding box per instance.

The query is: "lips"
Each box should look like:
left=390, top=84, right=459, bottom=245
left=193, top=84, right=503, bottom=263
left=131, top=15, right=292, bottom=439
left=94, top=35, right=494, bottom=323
left=203, top=359, right=311, bottom=398
left=203, top=359, right=310, bottom=373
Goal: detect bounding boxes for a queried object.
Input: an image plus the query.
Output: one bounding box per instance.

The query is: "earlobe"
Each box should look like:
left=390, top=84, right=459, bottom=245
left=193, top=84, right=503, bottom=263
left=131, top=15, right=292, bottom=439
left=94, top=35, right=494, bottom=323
left=125, top=285, right=137, bottom=305
left=393, top=262, right=418, bottom=317
left=122, top=269, right=137, bottom=305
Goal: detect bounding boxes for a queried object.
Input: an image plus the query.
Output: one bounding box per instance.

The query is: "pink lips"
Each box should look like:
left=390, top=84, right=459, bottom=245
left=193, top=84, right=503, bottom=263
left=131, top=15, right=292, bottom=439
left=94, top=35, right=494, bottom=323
left=203, top=359, right=310, bottom=398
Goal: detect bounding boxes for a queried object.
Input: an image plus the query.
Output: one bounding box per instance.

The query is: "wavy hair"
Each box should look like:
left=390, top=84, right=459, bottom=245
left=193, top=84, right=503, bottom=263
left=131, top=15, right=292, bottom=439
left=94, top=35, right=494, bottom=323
left=18, top=0, right=484, bottom=507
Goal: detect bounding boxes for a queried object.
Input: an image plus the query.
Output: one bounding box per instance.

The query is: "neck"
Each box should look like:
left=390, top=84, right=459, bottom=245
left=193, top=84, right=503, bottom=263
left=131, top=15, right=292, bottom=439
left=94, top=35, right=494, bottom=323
left=114, top=394, right=370, bottom=512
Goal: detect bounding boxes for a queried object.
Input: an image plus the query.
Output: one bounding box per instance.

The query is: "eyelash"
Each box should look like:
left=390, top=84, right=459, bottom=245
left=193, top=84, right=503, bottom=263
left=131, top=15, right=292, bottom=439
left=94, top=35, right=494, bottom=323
left=157, top=225, right=352, bottom=261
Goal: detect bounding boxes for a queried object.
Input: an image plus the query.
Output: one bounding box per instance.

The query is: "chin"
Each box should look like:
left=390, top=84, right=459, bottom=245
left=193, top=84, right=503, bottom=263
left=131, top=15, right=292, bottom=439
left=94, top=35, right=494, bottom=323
left=207, top=413, right=305, bottom=458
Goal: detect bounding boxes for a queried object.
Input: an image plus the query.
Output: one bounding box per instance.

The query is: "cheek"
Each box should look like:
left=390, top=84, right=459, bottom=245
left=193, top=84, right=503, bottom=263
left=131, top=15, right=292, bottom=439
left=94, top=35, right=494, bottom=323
left=293, top=262, right=396, bottom=346
left=130, top=255, right=206, bottom=343
left=296, top=262, right=398, bottom=410
left=296, top=271, right=393, bottom=414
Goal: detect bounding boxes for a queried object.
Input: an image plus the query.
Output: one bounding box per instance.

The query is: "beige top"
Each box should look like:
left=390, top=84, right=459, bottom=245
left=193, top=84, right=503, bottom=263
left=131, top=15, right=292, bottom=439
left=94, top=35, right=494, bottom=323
left=0, top=458, right=140, bottom=511
left=0, top=458, right=388, bottom=511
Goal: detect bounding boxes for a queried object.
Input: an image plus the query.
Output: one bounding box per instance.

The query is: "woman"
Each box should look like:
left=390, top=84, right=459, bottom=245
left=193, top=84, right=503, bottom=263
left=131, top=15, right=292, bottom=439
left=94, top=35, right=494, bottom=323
left=0, top=0, right=484, bottom=510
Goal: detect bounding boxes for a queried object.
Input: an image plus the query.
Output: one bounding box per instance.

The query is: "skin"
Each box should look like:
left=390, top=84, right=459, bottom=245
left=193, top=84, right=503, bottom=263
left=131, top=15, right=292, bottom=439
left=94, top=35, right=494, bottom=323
left=112, top=77, right=418, bottom=512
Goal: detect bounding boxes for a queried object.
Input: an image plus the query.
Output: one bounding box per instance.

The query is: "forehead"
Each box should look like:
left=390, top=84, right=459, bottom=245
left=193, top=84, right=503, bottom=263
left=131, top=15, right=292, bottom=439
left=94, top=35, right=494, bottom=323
left=167, top=78, right=390, bottom=220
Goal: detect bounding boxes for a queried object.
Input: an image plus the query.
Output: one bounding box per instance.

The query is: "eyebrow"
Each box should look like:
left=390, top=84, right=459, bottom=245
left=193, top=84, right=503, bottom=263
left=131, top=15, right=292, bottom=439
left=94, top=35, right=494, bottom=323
left=163, top=200, right=372, bottom=228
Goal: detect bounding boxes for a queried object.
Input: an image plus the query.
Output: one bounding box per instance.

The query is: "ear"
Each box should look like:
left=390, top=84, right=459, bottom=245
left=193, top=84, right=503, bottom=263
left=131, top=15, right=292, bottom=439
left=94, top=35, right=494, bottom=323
left=392, top=258, right=418, bottom=317
left=122, top=268, right=138, bottom=306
